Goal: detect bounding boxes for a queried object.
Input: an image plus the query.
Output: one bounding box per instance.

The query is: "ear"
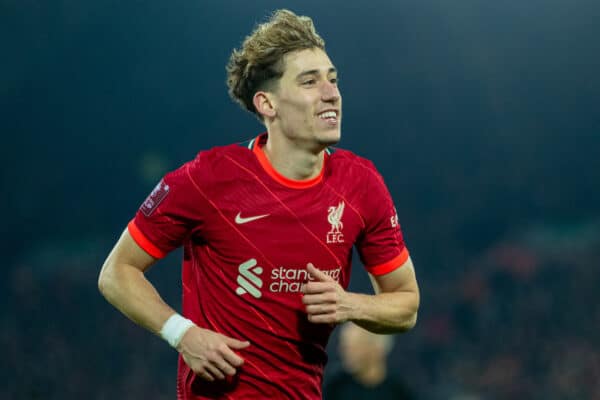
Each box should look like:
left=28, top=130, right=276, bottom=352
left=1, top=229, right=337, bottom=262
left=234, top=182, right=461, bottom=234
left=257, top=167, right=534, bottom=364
left=253, top=91, right=276, bottom=119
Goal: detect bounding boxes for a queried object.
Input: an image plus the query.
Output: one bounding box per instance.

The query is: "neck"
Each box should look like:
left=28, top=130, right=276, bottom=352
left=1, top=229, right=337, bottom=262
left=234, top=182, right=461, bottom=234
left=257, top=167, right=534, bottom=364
left=262, top=132, right=325, bottom=181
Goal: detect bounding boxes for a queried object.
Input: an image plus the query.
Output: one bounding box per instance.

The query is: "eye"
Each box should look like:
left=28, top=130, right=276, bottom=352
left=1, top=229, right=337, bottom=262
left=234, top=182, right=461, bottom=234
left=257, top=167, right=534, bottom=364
left=302, top=79, right=316, bottom=86
left=330, top=77, right=338, bottom=84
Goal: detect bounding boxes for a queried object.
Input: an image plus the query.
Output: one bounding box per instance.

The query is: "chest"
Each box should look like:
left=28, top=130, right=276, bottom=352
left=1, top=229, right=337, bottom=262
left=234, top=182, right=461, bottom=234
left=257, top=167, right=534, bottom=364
left=195, top=181, right=366, bottom=269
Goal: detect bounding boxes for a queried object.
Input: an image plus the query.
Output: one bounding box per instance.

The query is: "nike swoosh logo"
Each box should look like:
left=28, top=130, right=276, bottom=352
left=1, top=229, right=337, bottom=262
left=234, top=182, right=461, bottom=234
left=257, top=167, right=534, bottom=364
left=235, top=212, right=270, bottom=224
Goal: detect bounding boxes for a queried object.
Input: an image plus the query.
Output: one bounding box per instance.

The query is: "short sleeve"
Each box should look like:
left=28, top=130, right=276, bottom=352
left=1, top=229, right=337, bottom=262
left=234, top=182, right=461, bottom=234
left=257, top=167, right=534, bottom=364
left=129, top=157, right=206, bottom=259
left=356, top=161, right=409, bottom=276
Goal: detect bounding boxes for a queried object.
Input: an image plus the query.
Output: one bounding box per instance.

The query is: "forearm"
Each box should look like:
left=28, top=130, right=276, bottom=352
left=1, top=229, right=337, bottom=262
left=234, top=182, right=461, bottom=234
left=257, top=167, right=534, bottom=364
left=344, top=290, right=419, bottom=334
left=98, top=262, right=176, bottom=335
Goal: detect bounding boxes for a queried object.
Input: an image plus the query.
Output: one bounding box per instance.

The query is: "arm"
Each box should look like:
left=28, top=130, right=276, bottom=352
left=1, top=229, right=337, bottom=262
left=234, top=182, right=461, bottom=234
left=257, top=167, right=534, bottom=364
left=98, top=228, right=249, bottom=380
left=357, top=256, right=419, bottom=333
left=302, top=257, right=419, bottom=334
left=98, top=228, right=174, bottom=333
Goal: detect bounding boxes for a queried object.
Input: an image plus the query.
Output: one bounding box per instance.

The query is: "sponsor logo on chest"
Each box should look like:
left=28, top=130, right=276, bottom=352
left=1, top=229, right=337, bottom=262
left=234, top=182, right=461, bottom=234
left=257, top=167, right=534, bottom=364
left=235, top=259, right=263, bottom=298
left=235, top=258, right=342, bottom=298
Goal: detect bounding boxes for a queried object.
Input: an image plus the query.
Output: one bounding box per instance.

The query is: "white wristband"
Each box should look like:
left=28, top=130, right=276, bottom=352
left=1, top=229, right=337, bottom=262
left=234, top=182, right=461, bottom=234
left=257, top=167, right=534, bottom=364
left=160, top=313, right=195, bottom=348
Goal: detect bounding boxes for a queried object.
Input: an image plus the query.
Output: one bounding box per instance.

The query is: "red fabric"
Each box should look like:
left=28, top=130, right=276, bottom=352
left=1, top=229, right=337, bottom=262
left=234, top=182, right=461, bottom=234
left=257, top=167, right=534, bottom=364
left=366, top=247, right=410, bottom=276
left=132, top=134, right=408, bottom=399
left=127, top=220, right=166, bottom=259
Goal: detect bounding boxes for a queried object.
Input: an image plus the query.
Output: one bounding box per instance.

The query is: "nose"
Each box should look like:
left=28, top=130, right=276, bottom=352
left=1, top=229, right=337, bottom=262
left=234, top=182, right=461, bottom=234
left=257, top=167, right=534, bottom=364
left=321, top=81, right=340, bottom=103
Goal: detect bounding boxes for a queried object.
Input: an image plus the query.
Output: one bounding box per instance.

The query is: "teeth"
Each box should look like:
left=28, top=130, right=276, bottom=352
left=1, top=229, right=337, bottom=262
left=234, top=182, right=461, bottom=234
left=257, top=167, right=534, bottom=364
left=319, top=111, right=337, bottom=119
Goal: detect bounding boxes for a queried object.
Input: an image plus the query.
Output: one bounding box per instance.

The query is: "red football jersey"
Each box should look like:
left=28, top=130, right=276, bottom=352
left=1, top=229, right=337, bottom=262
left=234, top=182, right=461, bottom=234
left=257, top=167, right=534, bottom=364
left=129, top=133, right=409, bottom=399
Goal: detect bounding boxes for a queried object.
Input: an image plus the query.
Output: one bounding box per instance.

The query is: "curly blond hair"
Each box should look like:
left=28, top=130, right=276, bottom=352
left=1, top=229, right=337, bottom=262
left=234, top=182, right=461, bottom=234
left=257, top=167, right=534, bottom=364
left=226, top=9, right=326, bottom=117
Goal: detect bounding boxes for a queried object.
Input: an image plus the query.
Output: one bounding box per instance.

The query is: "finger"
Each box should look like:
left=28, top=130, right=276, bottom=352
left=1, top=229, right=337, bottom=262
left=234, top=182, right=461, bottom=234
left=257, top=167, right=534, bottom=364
left=220, top=337, right=249, bottom=367
left=197, top=370, right=215, bottom=382
left=212, top=350, right=239, bottom=375
left=205, top=363, right=226, bottom=380
left=222, top=349, right=245, bottom=368
left=215, top=360, right=237, bottom=376
left=306, top=304, right=337, bottom=315
left=302, top=281, right=336, bottom=295
left=307, top=313, right=337, bottom=324
left=307, top=263, right=334, bottom=282
left=302, top=292, right=336, bottom=305
left=223, top=336, right=251, bottom=350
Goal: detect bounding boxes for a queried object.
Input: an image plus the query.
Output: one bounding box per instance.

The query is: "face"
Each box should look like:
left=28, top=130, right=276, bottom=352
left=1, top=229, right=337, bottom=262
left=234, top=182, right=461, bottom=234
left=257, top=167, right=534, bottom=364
left=269, top=47, right=342, bottom=149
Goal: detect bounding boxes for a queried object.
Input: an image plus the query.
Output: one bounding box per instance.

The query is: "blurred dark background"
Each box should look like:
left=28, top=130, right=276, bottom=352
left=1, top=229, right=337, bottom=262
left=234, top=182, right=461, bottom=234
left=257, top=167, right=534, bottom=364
left=2, top=0, right=599, bottom=398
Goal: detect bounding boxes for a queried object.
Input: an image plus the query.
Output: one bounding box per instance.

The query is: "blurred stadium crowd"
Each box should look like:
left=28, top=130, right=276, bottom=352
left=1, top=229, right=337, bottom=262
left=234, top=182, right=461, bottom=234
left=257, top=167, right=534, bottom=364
left=3, top=220, right=598, bottom=399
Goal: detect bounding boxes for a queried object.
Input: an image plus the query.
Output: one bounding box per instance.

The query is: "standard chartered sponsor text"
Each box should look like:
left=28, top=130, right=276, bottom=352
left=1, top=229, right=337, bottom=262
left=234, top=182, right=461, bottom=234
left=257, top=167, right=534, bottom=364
left=270, top=266, right=341, bottom=293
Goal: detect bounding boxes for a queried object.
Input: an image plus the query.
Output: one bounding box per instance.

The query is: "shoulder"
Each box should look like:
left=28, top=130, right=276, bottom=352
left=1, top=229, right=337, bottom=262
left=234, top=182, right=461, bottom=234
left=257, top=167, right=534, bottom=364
left=165, top=138, right=257, bottom=187
left=328, top=147, right=383, bottom=183
left=190, top=139, right=255, bottom=167
left=182, top=139, right=256, bottom=173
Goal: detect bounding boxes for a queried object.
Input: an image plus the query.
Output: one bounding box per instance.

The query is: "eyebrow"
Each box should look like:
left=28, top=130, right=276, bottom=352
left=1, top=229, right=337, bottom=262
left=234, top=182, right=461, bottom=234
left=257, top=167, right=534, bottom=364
left=295, top=67, right=337, bottom=81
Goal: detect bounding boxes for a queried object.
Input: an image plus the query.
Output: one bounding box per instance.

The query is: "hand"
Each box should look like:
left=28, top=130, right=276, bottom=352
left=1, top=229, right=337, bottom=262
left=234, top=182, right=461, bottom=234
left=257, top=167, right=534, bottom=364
left=177, top=326, right=250, bottom=381
left=302, top=263, right=354, bottom=324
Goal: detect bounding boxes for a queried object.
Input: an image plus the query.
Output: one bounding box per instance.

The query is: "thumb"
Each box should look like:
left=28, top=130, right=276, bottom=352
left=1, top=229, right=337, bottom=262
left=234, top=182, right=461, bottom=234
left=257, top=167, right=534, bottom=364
left=223, top=335, right=251, bottom=349
left=306, top=263, right=333, bottom=282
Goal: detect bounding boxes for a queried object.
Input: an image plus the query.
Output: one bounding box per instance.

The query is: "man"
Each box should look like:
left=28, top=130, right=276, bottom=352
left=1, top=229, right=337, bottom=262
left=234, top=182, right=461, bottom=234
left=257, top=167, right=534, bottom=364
left=324, top=323, right=415, bottom=399
left=98, top=9, right=419, bottom=400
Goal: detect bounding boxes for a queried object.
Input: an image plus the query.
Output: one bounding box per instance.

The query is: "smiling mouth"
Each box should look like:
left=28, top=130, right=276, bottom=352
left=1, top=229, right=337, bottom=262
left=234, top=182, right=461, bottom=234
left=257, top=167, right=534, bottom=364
left=317, top=110, right=339, bottom=123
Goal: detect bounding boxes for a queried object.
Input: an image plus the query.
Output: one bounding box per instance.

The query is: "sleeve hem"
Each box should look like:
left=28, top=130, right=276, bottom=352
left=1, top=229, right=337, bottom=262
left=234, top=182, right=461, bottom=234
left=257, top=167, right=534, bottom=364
left=365, top=247, right=409, bottom=276
left=127, top=219, right=167, bottom=259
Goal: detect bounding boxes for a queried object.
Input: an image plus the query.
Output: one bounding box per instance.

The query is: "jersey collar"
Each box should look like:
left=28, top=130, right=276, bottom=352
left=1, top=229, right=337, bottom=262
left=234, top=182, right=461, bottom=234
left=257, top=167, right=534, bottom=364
left=251, top=133, right=327, bottom=189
